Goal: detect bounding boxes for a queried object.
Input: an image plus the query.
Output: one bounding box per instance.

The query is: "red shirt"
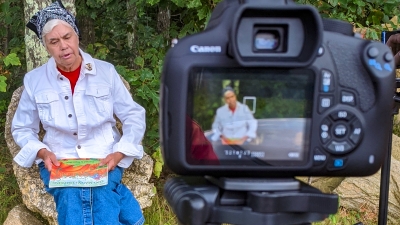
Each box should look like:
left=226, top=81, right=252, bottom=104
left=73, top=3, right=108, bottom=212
left=58, top=65, right=81, bottom=94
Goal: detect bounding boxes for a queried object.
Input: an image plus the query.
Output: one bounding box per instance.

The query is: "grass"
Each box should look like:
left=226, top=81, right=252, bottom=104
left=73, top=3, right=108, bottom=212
left=0, top=132, right=22, bottom=223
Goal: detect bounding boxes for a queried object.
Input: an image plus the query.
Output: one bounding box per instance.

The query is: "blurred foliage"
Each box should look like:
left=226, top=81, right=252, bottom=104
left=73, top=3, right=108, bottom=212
left=0, top=0, right=397, bottom=156
left=296, top=0, right=400, bottom=39
left=0, top=0, right=400, bottom=224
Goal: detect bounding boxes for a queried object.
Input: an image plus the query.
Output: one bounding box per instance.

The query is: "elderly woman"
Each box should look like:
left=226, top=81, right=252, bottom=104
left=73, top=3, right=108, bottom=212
left=11, top=1, right=146, bottom=224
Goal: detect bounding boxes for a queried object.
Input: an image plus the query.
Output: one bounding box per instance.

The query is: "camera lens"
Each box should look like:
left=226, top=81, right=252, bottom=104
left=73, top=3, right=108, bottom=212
left=254, top=31, right=280, bottom=50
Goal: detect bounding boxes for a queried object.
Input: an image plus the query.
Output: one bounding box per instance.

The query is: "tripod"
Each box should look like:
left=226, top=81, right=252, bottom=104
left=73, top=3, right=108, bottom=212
left=164, top=176, right=338, bottom=225
left=377, top=78, right=400, bottom=225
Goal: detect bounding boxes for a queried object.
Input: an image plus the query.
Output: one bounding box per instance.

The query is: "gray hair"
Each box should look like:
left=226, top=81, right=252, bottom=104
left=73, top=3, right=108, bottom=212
left=222, top=86, right=236, bottom=96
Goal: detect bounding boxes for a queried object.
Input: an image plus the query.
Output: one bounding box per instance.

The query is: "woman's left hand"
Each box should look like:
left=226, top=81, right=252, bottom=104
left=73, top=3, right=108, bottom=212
left=100, top=152, right=125, bottom=171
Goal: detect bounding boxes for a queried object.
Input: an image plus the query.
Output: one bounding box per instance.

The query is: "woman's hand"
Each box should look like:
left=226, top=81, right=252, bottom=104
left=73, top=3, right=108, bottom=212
left=386, top=33, right=400, bottom=66
left=100, top=152, right=125, bottom=171
left=37, top=148, right=60, bottom=172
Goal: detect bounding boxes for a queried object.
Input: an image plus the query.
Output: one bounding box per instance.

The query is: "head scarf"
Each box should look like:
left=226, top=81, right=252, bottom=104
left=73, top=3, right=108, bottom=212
left=26, top=0, right=80, bottom=44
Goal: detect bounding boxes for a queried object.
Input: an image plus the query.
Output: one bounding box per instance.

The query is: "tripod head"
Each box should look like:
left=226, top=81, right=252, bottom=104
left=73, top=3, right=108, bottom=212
left=164, top=176, right=338, bottom=225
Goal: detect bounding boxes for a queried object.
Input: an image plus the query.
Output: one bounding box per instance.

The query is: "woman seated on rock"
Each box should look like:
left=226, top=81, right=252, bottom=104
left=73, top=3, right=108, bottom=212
left=11, top=1, right=146, bottom=224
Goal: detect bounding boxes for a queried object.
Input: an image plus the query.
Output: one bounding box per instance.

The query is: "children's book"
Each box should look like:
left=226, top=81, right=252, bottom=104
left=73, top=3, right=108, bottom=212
left=49, top=158, right=108, bottom=188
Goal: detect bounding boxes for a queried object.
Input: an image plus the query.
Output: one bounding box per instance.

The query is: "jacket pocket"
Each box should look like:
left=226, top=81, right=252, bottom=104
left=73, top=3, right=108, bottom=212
left=86, top=86, right=111, bottom=113
left=35, top=91, right=59, bottom=122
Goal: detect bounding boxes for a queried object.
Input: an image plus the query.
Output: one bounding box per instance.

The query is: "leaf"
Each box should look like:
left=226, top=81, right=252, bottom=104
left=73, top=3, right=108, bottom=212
left=134, top=57, right=144, bottom=68
left=171, top=0, right=186, bottom=7
left=197, top=7, right=210, bottom=20
left=0, top=76, right=7, bottom=92
left=153, top=161, right=163, bottom=178
left=328, top=0, right=338, bottom=7
left=186, top=0, right=202, bottom=9
left=3, top=53, right=21, bottom=66
left=151, top=147, right=164, bottom=178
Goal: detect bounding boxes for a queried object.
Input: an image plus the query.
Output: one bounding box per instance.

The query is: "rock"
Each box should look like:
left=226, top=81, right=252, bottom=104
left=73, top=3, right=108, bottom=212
left=4, top=77, right=155, bottom=224
left=3, top=204, right=43, bottom=225
left=334, top=157, right=400, bottom=225
left=296, top=176, right=345, bottom=193
left=391, top=133, right=400, bottom=161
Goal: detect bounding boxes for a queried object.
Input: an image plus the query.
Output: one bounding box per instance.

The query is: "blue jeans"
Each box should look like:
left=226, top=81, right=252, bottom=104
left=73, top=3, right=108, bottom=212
left=39, top=162, right=145, bottom=225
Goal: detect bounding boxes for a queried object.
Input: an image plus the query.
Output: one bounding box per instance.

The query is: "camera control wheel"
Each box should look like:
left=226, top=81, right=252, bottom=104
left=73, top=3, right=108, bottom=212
left=319, top=109, right=363, bottom=155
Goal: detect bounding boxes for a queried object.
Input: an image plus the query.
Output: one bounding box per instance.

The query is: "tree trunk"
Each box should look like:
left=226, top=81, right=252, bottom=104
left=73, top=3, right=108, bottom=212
left=0, top=0, right=5, bottom=55
left=23, top=0, right=51, bottom=71
left=77, top=16, right=95, bottom=49
left=76, top=0, right=95, bottom=49
left=61, top=0, right=76, bottom=16
left=23, top=0, right=76, bottom=72
left=157, top=6, right=170, bottom=38
left=126, top=0, right=137, bottom=49
left=127, top=0, right=138, bottom=68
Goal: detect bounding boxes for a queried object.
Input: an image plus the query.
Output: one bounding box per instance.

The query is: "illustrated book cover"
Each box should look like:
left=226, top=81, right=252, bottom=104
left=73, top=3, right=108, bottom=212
left=49, top=158, right=108, bottom=188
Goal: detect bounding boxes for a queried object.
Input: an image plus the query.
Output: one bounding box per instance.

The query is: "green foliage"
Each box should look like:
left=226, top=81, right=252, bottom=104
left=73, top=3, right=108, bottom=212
left=1, top=0, right=399, bottom=224
left=296, top=0, right=400, bottom=40
left=3, top=53, right=21, bottom=67
left=151, top=147, right=164, bottom=178
left=0, top=52, right=22, bottom=92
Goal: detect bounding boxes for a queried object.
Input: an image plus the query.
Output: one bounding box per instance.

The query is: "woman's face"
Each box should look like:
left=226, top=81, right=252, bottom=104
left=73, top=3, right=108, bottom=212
left=44, top=23, right=81, bottom=72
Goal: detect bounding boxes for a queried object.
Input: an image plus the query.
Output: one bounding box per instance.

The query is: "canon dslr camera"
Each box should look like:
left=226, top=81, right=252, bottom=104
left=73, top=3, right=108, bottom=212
left=160, top=0, right=395, bottom=178
left=160, top=0, right=396, bottom=224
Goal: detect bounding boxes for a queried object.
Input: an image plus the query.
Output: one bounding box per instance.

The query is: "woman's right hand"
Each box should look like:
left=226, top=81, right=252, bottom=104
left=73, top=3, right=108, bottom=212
left=37, top=148, right=60, bottom=172
left=386, top=33, right=400, bottom=66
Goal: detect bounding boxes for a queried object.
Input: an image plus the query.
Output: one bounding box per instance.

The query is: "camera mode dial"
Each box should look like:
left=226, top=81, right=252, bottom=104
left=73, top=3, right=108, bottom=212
left=320, top=110, right=362, bottom=155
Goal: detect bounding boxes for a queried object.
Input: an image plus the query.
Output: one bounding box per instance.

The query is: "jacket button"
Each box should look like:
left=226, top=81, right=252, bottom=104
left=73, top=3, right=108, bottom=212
left=68, top=114, right=72, bottom=118
left=65, top=96, right=69, bottom=100
left=60, top=77, right=63, bottom=80
left=77, top=145, right=81, bottom=149
left=73, top=132, right=77, bottom=135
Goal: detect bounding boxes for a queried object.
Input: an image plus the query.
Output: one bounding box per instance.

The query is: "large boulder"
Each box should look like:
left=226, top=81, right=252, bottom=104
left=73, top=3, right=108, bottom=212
left=3, top=205, right=44, bottom=225
left=333, top=134, right=400, bottom=225
left=296, top=134, right=400, bottom=225
left=5, top=80, right=155, bottom=224
left=296, top=176, right=345, bottom=193
left=334, top=157, right=400, bottom=225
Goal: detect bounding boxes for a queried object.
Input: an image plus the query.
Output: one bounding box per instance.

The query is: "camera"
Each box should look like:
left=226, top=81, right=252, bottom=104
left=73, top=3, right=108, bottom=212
left=160, top=0, right=395, bottom=178
left=160, top=0, right=396, bottom=224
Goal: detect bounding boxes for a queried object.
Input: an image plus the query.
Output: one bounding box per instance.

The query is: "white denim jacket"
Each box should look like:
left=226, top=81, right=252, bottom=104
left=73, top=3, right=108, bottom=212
left=211, top=102, right=257, bottom=141
left=11, top=50, right=146, bottom=168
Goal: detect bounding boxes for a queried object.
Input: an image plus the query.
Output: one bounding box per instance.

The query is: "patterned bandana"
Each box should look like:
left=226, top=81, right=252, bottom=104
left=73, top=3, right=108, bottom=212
left=26, top=0, right=80, bottom=44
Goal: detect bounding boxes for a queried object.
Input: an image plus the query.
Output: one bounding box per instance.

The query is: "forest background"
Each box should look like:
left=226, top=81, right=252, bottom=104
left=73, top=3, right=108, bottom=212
left=0, top=0, right=399, bottom=224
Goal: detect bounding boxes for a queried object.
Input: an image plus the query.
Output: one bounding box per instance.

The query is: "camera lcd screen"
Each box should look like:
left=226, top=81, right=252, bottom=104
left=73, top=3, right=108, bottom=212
left=186, top=68, right=315, bottom=166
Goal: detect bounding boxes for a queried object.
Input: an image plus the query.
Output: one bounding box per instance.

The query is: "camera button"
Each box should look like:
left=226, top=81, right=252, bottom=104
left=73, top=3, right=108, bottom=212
left=329, top=110, right=354, bottom=121
left=318, top=96, right=333, bottom=113
left=313, top=148, right=327, bottom=166
left=384, top=52, right=393, bottom=62
left=349, top=119, right=362, bottom=144
left=320, top=119, right=332, bottom=144
left=367, top=47, right=379, bottom=58
left=327, top=158, right=348, bottom=171
left=341, top=91, right=356, bottom=106
left=320, top=70, right=334, bottom=92
left=327, top=140, right=352, bottom=154
left=333, top=124, right=347, bottom=138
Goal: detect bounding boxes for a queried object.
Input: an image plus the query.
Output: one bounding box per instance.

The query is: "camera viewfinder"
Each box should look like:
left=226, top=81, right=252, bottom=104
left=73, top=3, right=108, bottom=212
left=254, top=27, right=286, bottom=52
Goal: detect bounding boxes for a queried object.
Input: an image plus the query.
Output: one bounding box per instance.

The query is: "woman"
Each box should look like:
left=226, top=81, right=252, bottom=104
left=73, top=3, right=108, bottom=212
left=11, top=1, right=146, bottom=224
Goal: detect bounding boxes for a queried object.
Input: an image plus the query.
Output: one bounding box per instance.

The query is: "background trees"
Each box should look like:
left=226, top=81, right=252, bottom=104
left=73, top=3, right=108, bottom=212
left=0, top=0, right=399, bottom=223
left=1, top=0, right=399, bottom=155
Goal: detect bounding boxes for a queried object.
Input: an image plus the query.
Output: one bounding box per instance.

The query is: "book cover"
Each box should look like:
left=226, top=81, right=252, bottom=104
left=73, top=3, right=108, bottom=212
left=49, top=158, right=108, bottom=188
